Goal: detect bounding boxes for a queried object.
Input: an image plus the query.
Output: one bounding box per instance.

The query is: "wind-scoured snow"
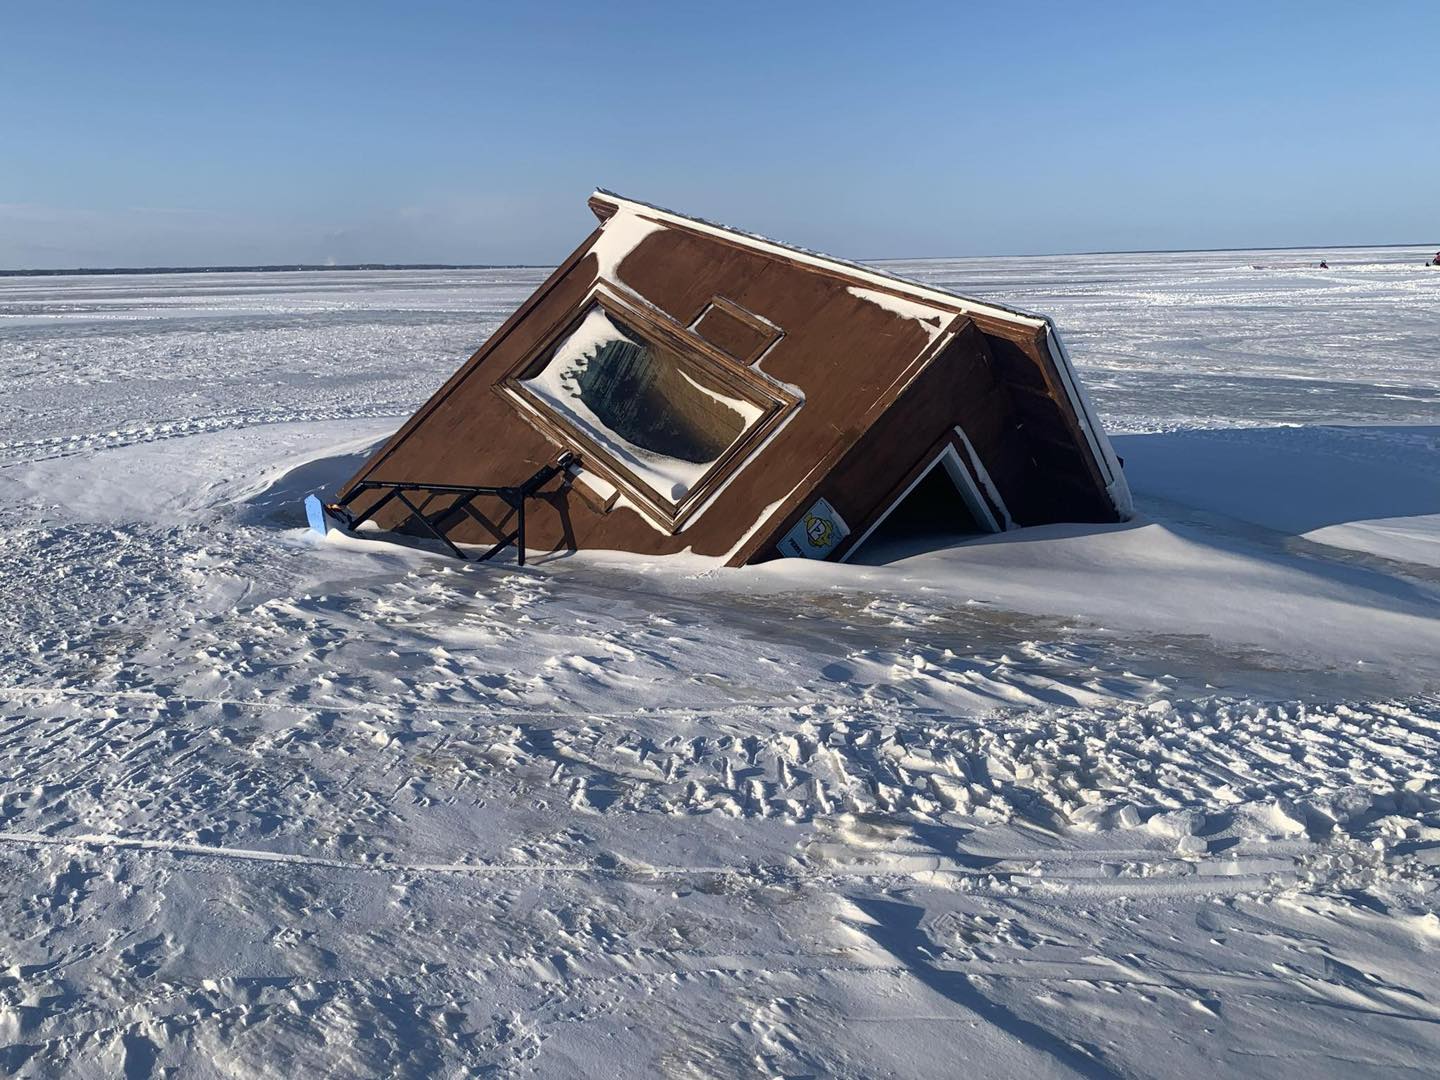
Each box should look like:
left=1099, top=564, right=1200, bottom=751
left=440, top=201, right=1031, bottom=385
left=1, top=248, right=1438, bottom=1078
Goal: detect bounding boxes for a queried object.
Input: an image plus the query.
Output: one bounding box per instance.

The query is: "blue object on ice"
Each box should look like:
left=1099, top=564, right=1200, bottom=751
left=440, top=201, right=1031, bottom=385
left=304, top=494, right=330, bottom=536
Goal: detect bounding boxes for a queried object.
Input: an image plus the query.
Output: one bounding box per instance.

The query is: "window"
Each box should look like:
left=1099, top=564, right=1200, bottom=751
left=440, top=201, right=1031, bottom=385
left=502, top=290, right=795, bottom=529
left=521, top=306, right=758, bottom=501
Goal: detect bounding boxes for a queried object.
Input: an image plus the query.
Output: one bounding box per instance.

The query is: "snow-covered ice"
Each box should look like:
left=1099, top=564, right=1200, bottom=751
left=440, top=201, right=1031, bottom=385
left=1, top=247, right=1438, bottom=1077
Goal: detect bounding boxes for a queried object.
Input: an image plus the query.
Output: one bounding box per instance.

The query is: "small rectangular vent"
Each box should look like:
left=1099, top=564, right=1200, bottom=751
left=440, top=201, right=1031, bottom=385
left=691, top=298, right=782, bottom=365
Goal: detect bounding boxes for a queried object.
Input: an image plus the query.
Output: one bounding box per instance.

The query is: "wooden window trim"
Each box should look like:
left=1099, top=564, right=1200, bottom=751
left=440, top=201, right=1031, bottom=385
left=495, top=282, right=799, bottom=533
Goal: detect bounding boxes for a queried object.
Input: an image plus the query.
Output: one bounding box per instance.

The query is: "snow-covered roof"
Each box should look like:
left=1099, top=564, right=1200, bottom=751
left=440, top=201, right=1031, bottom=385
left=590, top=189, right=1049, bottom=330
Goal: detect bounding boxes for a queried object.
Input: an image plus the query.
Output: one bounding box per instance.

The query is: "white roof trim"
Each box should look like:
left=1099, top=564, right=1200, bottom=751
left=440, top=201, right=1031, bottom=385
left=1042, top=321, right=1133, bottom=518
left=592, top=190, right=1046, bottom=329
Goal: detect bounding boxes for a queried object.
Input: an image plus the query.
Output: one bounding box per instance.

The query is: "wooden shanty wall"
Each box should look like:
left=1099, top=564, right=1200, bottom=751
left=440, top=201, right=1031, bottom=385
left=337, top=193, right=1127, bottom=566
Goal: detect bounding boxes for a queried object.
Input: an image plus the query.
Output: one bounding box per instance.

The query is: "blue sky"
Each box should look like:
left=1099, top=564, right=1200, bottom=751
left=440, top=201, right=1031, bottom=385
left=3, top=1, right=1437, bottom=268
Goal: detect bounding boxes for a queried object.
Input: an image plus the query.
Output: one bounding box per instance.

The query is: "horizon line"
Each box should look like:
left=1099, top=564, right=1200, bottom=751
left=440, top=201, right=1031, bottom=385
left=2, top=240, right=1435, bottom=278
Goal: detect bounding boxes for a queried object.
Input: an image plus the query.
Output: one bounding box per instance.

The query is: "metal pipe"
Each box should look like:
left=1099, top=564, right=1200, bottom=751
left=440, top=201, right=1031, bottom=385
left=394, top=490, right=468, bottom=561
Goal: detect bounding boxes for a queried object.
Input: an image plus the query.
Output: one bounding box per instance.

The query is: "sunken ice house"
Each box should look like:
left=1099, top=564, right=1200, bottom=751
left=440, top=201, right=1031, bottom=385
left=319, top=191, right=1132, bottom=567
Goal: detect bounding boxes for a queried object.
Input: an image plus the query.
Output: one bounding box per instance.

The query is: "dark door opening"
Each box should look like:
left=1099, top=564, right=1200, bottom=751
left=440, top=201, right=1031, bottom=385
left=850, top=458, right=985, bottom=564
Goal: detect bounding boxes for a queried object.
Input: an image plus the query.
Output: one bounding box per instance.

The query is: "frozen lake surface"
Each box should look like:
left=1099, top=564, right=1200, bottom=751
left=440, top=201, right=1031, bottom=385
left=1, top=248, right=1438, bottom=1077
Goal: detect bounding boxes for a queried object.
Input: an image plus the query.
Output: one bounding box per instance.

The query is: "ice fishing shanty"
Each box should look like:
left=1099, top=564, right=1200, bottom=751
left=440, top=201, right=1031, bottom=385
left=317, top=191, right=1132, bottom=566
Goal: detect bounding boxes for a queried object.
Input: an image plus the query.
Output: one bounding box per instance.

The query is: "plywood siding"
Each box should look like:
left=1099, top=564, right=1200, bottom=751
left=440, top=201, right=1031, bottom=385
left=336, top=200, right=1123, bottom=565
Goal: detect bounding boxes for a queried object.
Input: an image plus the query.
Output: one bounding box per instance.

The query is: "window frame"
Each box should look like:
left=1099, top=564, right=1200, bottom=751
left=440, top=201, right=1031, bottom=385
left=497, top=283, right=798, bottom=532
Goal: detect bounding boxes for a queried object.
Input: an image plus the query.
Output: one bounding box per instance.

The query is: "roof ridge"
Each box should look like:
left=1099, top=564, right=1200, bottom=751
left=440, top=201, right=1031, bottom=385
left=589, top=188, right=1046, bottom=326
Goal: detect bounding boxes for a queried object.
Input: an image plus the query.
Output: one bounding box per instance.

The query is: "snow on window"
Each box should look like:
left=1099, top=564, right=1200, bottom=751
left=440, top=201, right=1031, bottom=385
left=521, top=306, right=764, bottom=503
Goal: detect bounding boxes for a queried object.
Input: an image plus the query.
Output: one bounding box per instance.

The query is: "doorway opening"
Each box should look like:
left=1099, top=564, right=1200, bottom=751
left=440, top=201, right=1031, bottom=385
left=846, top=445, right=1001, bottom=564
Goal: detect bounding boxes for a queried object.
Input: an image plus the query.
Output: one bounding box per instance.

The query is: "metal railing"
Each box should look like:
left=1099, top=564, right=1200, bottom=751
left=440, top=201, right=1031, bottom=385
left=324, top=452, right=576, bottom=566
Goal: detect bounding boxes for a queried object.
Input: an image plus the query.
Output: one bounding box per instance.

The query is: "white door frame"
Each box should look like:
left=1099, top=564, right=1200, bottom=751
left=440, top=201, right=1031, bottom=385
left=840, top=442, right=1002, bottom=563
